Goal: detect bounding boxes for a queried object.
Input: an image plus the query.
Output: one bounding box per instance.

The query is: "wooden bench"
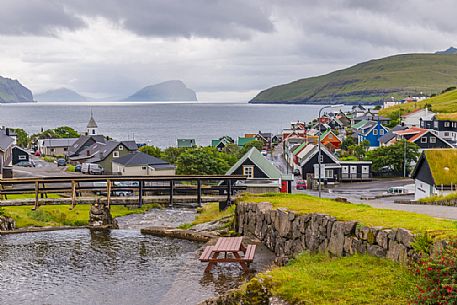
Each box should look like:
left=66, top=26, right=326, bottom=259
left=243, top=244, right=256, bottom=263
left=199, top=246, right=214, bottom=262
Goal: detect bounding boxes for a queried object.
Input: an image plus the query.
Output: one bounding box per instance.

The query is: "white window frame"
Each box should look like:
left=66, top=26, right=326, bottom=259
left=379, top=129, right=384, bottom=135
left=243, top=165, right=254, bottom=178
left=113, top=151, right=119, bottom=158
left=430, top=136, right=436, bottom=143
left=434, top=121, right=438, bottom=128
left=362, top=166, right=369, bottom=174
left=445, top=122, right=450, bottom=127
left=19, top=155, right=27, bottom=160
left=373, top=129, right=378, bottom=135
left=325, top=169, right=334, bottom=179
left=118, top=145, right=124, bottom=151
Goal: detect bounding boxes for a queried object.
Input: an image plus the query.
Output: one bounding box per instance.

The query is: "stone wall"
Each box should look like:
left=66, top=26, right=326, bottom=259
left=235, top=202, right=419, bottom=264
left=0, top=215, right=15, bottom=231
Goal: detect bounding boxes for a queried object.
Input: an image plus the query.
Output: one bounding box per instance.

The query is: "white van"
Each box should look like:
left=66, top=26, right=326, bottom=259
left=81, top=163, right=104, bottom=175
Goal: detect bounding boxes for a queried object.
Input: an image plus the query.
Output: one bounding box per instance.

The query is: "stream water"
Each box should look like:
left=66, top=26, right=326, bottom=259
left=0, top=208, right=252, bottom=305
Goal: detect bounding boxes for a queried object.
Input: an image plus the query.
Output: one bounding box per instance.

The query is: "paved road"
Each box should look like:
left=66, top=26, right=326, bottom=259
left=14, top=155, right=83, bottom=178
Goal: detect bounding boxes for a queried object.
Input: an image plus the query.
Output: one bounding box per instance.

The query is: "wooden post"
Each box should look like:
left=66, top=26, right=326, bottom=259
left=70, top=180, right=77, bottom=210
left=197, top=179, right=202, bottom=207
left=227, top=179, right=232, bottom=205
left=138, top=180, right=143, bottom=208
left=33, top=181, right=39, bottom=210
left=169, top=180, right=174, bottom=206
left=106, top=179, right=112, bottom=209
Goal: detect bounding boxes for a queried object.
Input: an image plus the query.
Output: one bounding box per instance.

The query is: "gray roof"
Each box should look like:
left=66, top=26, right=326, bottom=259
left=87, top=114, right=98, bottom=128
left=0, top=133, right=14, bottom=151
left=84, top=140, right=138, bottom=163
left=379, top=125, right=408, bottom=144
left=68, top=135, right=106, bottom=156
left=113, top=151, right=174, bottom=169
left=41, top=138, right=79, bottom=148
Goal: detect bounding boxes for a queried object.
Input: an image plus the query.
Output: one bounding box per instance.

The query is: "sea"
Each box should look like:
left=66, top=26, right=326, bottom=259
left=0, top=101, right=346, bottom=148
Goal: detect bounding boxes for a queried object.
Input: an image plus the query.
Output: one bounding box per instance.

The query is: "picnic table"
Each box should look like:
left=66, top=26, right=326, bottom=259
left=199, top=236, right=256, bottom=272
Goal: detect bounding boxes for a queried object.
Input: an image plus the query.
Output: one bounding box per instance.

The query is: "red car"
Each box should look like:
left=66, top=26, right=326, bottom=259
left=34, top=150, right=41, bottom=157
left=296, top=180, right=307, bottom=190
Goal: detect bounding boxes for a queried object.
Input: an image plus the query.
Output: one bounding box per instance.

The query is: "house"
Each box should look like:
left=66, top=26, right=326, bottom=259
left=383, top=97, right=403, bottom=109
left=338, top=161, right=372, bottom=181
left=319, top=129, right=342, bottom=150
left=392, top=127, right=453, bottom=150
left=271, top=134, right=282, bottom=145
left=80, top=140, right=138, bottom=173
left=299, top=144, right=340, bottom=181
left=352, top=109, right=391, bottom=126
left=0, top=127, right=17, bottom=145
left=335, top=111, right=351, bottom=127
left=351, top=105, right=367, bottom=118
left=38, top=138, right=79, bottom=156
left=237, top=137, right=256, bottom=147
left=211, top=136, right=234, bottom=151
left=425, top=114, right=457, bottom=145
left=255, top=131, right=273, bottom=150
left=401, top=108, right=435, bottom=128
left=355, top=121, right=389, bottom=147
left=0, top=133, right=15, bottom=178
left=177, top=139, right=196, bottom=148
left=12, top=146, right=29, bottom=165
left=411, top=149, right=457, bottom=200
left=225, top=147, right=293, bottom=193
left=379, top=125, right=408, bottom=146
left=68, top=114, right=107, bottom=159
left=112, top=151, right=175, bottom=176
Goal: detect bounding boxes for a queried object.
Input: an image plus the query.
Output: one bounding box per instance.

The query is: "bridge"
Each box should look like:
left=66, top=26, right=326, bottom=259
left=0, top=175, right=247, bottom=210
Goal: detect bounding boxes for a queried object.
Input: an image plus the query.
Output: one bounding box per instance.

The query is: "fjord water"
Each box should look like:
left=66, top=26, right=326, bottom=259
left=0, top=209, right=248, bottom=305
left=0, top=102, right=335, bottom=147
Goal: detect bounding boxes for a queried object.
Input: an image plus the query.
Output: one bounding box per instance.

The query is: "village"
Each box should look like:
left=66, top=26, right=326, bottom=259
left=1, top=92, right=456, bottom=207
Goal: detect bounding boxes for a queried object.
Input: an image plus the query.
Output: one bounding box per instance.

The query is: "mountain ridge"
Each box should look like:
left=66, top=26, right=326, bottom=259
left=124, top=80, right=197, bottom=102
left=35, top=87, right=88, bottom=102
left=0, top=76, right=34, bottom=103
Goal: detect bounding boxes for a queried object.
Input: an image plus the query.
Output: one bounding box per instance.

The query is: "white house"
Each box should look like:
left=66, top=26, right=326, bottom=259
left=401, top=108, right=435, bottom=128
left=112, top=151, right=175, bottom=176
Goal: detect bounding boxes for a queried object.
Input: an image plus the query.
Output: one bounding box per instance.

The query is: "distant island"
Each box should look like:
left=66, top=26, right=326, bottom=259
left=0, top=76, right=34, bottom=103
left=250, top=49, right=457, bottom=105
left=35, top=87, right=88, bottom=102
left=124, top=80, right=197, bottom=102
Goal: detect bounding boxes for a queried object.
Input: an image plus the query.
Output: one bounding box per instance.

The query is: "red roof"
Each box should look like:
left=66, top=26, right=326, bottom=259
left=393, top=127, right=428, bottom=142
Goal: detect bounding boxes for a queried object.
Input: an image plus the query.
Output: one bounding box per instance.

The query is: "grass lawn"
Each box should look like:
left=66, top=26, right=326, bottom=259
left=4, top=193, right=61, bottom=200
left=265, top=253, right=417, bottom=304
left=1, top=204, right=160, bottom=228
left=240, top=193, right=457, bottom=239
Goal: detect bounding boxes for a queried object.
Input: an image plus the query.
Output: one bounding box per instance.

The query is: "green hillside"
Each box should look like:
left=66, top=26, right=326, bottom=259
left=379, top=89, right=457, bottom=119
left=250, top=54, right=457, bottom=105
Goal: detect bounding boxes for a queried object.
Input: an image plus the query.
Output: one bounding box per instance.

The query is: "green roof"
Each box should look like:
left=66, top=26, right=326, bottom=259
left=424, top=149, right=457, bottom=185
left=352, top=120, right=369, bottom=129
left=293, top=142, right=307, bottom=156
left=226, top=147, right=285, bottom=179
left=319, top=129, right=331, bottom=141
left=177, top=139, right=196, bottom=148
left=237, top=137, right=255, bottom=147
left=211, top=139, right=220, bottom=147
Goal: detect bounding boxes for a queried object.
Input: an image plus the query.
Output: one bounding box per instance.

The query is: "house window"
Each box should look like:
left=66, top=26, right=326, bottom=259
left=430, top=137, right=436, bottom=143
left=325, top=169, right=334, bottom=178
left=379, top=129, right=384, bottom=135
left=373, top=129, right=378, bottom=135
left=19, top=155, right=27, bottom=160
left=434, top=121, right=438, bottom=128
left=50, top=148, right=55, bottom=152
left=64, top=147, right=68, bottom=151
left=113, top=151, right=119, bottom=158
left=421, top=137, right=427, bottom=143
left=445, top=122, right=450, bottom=127
left=243, top=165, right=254, bottom=178
left=445, top=132, right=450, bottom=137
left=119, top=145, right=124, bottom=151
left=142, top=166, right=147, bottom=170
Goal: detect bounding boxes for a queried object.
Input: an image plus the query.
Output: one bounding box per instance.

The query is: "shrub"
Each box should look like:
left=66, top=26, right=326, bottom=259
left=414, top=241, right=457, bottom=304
left=0, top=207, right=5, bottom=216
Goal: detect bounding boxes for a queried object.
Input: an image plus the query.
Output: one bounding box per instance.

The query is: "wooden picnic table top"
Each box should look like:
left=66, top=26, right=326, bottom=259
left=213, top=236, right=243, bottom=252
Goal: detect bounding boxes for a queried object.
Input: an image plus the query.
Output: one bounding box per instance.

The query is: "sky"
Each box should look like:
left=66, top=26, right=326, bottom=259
left=1, top=0, right=457, bottom=102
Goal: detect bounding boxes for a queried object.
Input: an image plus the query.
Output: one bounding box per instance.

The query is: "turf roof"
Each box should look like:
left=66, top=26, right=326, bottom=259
left=424, top=149, right=457, bottom=185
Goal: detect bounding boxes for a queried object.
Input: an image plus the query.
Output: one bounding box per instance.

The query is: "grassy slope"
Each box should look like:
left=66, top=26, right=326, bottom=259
left=266, top=253, right=417, bottom=304
left=379, top=89, right=457, bottom=119
left=2, top=204, right=160, bottom=227
left=241, top=193, right=457, bottom=239
left=251, top=54, right=457, bottom=104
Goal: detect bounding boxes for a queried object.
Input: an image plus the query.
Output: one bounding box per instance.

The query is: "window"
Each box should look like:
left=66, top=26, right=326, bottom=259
left=430, top=137, right=436, bottom=143
left=445, top=122, right=450, bottom=127
left=342, top=166, right=349, bottom=174
left=434, top=121, right=438, bottom=128
left=445, top=132, right=450, bottom=137
left=243, top=166, right=254, bottom=178
left=50, top=148, right=55, bottom=152
left=64, top=148, right=68, bottom=151
left=119, top=145, right=124, bottom=151
left=113, top=151, right=119, bottom=158
left=142, top=166, right=147, bottom=170
left=373, top=129, right=378, bottom=135
left=19, top=155, right=27, bottom=160
left=325, top=169, right=334, bottom=178
left=379, top=129, right=385, bottom=135
left=92, top=129, right=95, bottom=135
left=421, top=137, right=427, bottom=143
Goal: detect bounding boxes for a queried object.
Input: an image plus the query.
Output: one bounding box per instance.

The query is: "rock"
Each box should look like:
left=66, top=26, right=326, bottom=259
left=89, top=201, right=118, bottom=229
left=276, top=209, right=291, bottom=238
left=396, top=228, right=414, bottom=247
left=386, top=240, right=408, bottom=263
left=376, top=230, right=390, bottom=249
left=367, top=244, right=387, bottom=258
left=328, top=221, right=346, bottom=256
left=0, top=215, right=15, bottom=231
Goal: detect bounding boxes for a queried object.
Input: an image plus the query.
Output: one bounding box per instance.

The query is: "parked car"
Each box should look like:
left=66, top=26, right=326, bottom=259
left=15, top=161, right=35, bottom=167
left=34, top=150, right=41, bottom=157
left=93, top=181, right=135, bottom=196
left=296, top=180, right=307, bottom=190
left=386, top=184, right=414, bottom=195
left=57, top=158, right=67, bottom=167
left=261, top=150, right=268, bottom=156
left=75, top=164, right=82, bottom=172
left=81, top=163, right=104, bottom=175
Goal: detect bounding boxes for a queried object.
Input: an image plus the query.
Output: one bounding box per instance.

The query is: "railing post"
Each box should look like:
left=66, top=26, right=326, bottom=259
left=197, top=179, right=202, bottom=207
left=138, top=180, right=143, bottom=208
left=106, top=179, right=112, bottom=209
left=70, top=180, right=77, bottom=210
left=227, top=179, right=232, bottom=204
left=33, top=181, right=39, bottom=210
left=169, top=180, right=174, bottom=207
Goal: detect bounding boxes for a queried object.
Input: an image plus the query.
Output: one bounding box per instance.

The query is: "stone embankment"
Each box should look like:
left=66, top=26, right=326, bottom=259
left=141, top=226, right=215, bottom=242
left=0, top=215, right=15, bottom=231
left=234, top=202, right=440, bottom=264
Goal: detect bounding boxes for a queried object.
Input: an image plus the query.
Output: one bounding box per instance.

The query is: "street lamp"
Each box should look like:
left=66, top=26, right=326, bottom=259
left=318, top=104, right=344, bottom=198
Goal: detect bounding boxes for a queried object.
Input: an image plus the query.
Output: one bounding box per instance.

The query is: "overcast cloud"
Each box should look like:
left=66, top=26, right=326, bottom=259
left=1, top=0, right=457, bottom=101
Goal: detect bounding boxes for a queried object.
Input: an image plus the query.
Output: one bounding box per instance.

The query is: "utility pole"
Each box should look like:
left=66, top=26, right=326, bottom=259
left=403, top=140, right=407, bottom=178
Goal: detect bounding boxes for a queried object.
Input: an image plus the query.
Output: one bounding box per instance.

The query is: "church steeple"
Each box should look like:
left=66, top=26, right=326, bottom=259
left=86, top=111, right=98, bottom=135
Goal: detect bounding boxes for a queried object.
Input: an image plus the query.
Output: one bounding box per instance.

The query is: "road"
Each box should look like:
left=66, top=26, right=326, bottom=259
left=13, top=155, right=83, bottom=178
left=269, top=144, right=457, bottom=220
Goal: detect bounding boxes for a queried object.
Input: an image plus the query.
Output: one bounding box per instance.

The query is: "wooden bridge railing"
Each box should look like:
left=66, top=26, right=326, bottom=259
left=0, top=175, right=247, bottom=210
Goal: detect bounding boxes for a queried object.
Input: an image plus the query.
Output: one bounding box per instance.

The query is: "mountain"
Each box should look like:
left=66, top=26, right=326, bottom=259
left=124, top=80, right=197, bottom=102
left=250, top=53, right=457, bottom=105
left=0, top=76, right=34, bottom=103
left=435, top=47, right=457, bottom=54
left=35, top=87, right=88, bottom=102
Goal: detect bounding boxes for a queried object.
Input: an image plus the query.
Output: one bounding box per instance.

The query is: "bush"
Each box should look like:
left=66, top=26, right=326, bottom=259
left=415, top=241, right=457, bottom=304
